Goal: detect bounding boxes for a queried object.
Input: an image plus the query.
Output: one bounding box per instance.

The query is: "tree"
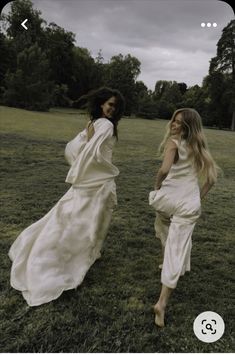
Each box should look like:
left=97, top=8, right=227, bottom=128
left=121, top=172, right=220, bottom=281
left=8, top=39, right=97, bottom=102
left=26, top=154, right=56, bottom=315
left=202, top=74, right=231, bottom=128
left=161, top=82, right=182, bottom=106
left=93, top=49, right=106, bottom=88
left=4, top=0, right=46, bottom=53
left=181, top=84, right=209, bottom=120
left=153, top=81, right=183, bottom=119
left=0, top=29, right=16, bottom=100
left=3, top=43, right=54, bottom=110
left=209, top=19, right=235, bottom=130
left=153, top=80, right=172, bottom=101
left=71, top=47, right=102, bottom=105
left=52, top=84, right=71, bottom=107
left=44, top=22, right=75, bottom=91
left=177, top=82, right=187, bottom=95
left=210, top=20, right=235, bottom=76
left=104, top=54, right=141, bottom=114
left=133, top=81, right=159, bottom=119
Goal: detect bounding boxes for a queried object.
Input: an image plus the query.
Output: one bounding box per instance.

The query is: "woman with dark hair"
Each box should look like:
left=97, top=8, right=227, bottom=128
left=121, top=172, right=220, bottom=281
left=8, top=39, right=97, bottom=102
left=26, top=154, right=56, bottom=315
left=9, top=87, right=125, bottom=306
left=84, top=86, right=124, bottom=140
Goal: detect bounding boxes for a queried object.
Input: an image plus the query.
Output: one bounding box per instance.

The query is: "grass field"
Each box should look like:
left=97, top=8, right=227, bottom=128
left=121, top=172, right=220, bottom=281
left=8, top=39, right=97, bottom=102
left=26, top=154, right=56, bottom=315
left=0, top=105, right=234, bottom=352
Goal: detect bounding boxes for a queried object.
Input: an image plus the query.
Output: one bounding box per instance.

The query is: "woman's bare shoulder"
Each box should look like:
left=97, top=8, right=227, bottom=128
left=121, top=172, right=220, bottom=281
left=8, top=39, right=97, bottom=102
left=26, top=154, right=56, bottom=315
left=166, top=135, right=179, bottom=148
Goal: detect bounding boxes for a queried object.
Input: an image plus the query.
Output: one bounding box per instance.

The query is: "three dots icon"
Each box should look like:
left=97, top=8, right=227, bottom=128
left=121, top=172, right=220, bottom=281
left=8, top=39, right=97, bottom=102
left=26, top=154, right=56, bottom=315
left=201, top=22, right=217, bottom=28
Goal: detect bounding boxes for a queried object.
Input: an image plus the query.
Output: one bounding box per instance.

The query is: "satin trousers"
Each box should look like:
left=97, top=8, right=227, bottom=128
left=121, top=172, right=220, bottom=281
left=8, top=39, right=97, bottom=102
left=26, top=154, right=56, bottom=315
left=149, top=187, right=201, bottom=289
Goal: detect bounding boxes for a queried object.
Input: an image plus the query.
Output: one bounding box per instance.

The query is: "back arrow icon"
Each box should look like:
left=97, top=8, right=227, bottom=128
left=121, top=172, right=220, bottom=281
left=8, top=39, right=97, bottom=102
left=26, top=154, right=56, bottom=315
left=21, top=19, right=28, bottom=30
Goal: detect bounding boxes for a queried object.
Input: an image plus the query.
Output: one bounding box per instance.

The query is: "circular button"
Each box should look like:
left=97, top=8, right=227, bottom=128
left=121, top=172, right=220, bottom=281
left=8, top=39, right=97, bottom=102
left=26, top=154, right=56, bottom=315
left=193, top=311, right=225, bottom=343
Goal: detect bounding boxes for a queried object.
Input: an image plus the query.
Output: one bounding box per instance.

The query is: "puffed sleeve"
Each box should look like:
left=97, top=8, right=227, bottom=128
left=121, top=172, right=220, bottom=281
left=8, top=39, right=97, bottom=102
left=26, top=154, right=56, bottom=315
left=65, top=118, right=119, bottom=186
left=64, top=129, right=87, bottom=166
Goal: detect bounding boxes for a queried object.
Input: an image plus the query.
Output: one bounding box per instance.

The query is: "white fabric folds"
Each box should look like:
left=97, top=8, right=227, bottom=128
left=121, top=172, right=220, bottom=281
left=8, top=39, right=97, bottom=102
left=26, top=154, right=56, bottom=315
left=9, top=118, right=119, bottom=306
left=149, top=138, right=201, bottom=288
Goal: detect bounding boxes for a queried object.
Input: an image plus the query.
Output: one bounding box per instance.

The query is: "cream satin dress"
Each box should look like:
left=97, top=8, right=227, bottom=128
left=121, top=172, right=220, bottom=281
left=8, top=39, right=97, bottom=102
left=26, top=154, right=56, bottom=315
left=149, top=137, right=201, bottom=288
left=9, top=118, right=119, bottom=306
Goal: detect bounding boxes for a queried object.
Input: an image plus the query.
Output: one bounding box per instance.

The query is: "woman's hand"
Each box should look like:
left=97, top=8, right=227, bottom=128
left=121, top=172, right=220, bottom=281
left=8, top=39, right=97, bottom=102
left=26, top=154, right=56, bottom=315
left=154, top=183, right=161, bottom=190
left=200, top=181, right=214, bottom=200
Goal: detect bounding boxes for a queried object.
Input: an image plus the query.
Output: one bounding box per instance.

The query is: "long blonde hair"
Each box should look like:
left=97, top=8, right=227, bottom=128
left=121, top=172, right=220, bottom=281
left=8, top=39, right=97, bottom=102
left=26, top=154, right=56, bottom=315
left=159, top=108, right=220, bottom=184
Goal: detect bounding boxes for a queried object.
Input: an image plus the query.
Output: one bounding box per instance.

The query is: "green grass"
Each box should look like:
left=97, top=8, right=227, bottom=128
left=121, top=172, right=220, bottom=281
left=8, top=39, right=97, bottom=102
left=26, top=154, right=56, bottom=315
left=0, top=105, right=234, bottom=352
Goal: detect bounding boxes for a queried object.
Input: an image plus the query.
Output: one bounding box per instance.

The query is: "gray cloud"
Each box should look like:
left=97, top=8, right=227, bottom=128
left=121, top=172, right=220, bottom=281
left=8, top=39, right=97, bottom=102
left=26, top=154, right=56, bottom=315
left=2, top=0, right=234, bottom=89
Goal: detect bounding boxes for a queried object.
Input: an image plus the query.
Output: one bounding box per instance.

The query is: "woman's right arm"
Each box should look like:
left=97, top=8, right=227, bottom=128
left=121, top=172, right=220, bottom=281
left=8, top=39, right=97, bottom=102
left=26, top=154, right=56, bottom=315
left=200, top=181, right=214, bottom=200
left=154, top=139, right=178, bottom=190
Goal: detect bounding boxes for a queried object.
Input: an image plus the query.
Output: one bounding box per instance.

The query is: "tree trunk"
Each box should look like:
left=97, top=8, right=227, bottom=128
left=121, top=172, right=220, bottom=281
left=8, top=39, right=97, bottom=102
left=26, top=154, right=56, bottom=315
left=231, top=111, right=235, bottom=131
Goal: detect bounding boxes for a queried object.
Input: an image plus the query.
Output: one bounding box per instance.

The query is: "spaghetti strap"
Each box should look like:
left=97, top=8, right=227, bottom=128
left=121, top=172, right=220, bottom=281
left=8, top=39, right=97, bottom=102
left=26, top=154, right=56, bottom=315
left=170, top=137, right=179, bottom=148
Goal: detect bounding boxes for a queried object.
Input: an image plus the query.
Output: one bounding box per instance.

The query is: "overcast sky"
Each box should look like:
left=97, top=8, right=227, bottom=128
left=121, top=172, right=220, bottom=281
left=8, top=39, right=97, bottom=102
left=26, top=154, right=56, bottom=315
left=2, top=0, right=234, bottom=90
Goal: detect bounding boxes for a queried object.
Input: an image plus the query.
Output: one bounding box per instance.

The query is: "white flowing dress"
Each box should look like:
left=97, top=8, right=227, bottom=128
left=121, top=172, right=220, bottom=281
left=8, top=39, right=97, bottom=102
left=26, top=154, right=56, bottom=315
left=9, top=118, right=119, bottom=306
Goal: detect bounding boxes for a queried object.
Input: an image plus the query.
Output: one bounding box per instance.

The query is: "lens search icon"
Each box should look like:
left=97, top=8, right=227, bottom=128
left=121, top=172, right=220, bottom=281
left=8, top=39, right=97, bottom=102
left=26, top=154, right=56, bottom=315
left=202, top=319, right=216, bottom=334
left=193, top=311, right=225, bottom=343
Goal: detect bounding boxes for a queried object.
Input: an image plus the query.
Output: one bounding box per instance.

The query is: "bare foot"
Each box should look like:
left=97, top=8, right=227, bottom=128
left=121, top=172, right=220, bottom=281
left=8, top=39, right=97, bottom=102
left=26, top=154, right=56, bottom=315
left=153, top=304, right=165, bottom=327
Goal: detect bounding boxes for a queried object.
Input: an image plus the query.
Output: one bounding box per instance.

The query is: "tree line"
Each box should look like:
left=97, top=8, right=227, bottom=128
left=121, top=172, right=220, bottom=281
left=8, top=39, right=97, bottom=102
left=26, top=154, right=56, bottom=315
left=0, top=0, right=234, bottom=129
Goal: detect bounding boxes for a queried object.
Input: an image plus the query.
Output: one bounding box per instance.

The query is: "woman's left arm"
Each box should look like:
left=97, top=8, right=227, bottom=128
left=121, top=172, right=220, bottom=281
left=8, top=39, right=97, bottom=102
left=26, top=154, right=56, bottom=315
left=155, top=139, right=178, bottom=189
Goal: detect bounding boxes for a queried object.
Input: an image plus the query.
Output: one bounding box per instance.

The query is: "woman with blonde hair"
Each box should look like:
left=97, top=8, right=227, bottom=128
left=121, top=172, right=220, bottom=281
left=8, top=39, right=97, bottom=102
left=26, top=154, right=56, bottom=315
left=149, top=108, right=219, bottom=327
left=9, top=87, right=125, bottom=306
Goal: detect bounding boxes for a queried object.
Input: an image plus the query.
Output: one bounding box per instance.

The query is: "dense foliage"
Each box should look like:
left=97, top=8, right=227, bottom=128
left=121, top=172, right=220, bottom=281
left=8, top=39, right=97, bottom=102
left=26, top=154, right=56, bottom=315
left=0, top=0, right=234, bottom=128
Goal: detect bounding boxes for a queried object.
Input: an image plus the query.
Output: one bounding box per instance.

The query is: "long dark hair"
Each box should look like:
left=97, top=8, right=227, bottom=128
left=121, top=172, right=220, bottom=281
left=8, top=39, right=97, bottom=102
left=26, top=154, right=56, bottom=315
left=80, top=87, right=125, bottom=139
